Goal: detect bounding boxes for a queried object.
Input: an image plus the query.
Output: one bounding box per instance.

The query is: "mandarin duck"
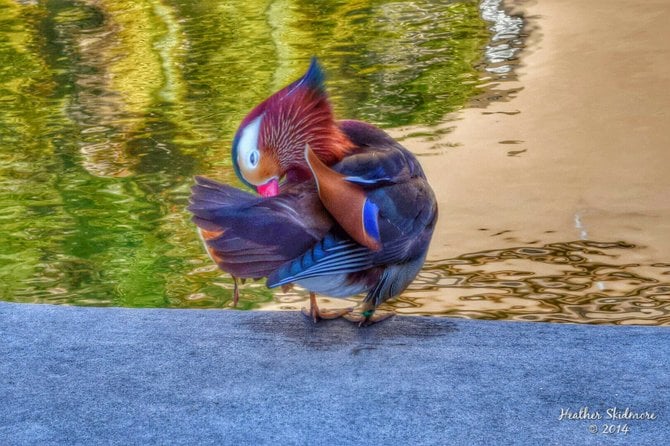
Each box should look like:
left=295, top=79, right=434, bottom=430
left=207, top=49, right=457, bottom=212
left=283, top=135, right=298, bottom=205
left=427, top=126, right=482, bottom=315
left=189, top=58, right=437, bottom=325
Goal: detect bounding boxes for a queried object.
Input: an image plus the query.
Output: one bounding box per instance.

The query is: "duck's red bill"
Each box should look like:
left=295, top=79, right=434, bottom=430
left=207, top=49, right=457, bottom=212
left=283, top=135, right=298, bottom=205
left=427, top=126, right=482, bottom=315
left=257, top=178, right=279, bottom=197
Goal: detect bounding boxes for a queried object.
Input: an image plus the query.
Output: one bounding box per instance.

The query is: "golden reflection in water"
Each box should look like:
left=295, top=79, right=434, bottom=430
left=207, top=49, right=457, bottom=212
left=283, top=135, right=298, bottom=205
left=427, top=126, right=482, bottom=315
left=260, top=240, right=670, bottom=325
left=72, top=0, right=185, bottom=178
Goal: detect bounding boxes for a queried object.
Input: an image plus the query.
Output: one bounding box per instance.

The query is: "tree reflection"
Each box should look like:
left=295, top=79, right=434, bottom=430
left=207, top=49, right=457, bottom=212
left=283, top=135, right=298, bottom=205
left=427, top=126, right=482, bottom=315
left=0, top=0, right=506, bottom=308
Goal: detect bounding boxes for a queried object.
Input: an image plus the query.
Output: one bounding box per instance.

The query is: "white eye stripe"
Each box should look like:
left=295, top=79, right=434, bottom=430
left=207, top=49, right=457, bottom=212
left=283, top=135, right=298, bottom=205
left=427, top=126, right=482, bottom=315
left=238, top=114, right=263, bottom=171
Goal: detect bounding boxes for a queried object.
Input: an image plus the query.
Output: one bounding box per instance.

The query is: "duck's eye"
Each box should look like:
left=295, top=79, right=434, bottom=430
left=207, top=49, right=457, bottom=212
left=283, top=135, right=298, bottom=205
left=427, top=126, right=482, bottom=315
left=248, top=149, right=259, bottom=168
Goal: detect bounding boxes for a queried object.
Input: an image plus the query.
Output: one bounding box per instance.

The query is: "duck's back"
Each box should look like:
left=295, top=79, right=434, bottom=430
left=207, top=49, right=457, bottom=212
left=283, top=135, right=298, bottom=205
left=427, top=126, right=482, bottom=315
left=266, top=120, right=438, bottom=305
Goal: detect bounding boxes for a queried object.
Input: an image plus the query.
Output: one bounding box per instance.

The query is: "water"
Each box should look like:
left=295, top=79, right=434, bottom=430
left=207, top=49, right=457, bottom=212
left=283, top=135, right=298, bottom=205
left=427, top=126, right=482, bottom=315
left=2, top=0, right=668, bottom=325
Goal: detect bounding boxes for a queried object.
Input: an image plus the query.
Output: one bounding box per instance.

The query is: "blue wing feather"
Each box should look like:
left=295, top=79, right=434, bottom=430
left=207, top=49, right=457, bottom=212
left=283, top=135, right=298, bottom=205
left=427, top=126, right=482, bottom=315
left=266, top=233, right=374, bottom=287
left=362, top=199, right=380, bottom=243
left=344, top=174, right=393, bottom=185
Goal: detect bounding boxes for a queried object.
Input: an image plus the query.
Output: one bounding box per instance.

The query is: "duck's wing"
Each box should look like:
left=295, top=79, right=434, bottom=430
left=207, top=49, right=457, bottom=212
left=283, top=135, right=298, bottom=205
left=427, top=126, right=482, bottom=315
left=336, top=119, right=425, bottom=184
left=189, top=176, right=331, bottom=278
left=268, top=143, right=437, bottom=292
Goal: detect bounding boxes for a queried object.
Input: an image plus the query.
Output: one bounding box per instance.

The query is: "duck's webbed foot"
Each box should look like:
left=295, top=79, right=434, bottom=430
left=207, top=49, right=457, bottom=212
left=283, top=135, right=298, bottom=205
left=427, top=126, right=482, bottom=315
left=342, top=302, right=394, bottom=327
left=301, top=292, right=352, bottom=323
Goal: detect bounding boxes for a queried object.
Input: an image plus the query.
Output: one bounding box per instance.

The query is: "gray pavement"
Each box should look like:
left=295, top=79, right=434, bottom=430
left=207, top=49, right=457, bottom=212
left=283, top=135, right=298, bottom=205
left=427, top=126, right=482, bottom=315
left=0, top=302, right=668, bottom=445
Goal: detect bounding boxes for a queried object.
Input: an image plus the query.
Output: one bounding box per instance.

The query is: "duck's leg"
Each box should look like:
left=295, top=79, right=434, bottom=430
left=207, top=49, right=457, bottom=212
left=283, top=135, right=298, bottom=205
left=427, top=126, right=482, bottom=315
left=301, top=292, right=351, bottom=323
left=343, top=301, right=394, bottom=326
left=231, top=275, right=239, bottom=307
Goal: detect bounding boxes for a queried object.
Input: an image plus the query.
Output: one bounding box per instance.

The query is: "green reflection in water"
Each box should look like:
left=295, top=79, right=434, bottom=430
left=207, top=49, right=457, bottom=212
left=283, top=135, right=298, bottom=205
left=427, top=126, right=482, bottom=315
left=0, top=0, right=495, bottom=308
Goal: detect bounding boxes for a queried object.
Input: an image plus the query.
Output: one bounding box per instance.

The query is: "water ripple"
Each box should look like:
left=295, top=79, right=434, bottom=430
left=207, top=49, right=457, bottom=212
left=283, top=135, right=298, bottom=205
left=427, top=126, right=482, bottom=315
left=398, top=241, right=670, bottom=325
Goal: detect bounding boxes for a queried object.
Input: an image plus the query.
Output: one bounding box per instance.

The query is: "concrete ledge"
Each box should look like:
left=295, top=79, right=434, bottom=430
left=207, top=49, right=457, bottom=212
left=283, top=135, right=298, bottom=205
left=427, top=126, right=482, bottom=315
left=1, top=302, right=667, bottom=445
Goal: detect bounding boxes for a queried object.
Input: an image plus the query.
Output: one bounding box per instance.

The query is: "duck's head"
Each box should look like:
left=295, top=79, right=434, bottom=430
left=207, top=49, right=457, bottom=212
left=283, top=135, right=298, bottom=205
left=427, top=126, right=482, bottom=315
left=231, top=58, right=353, bottom=197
